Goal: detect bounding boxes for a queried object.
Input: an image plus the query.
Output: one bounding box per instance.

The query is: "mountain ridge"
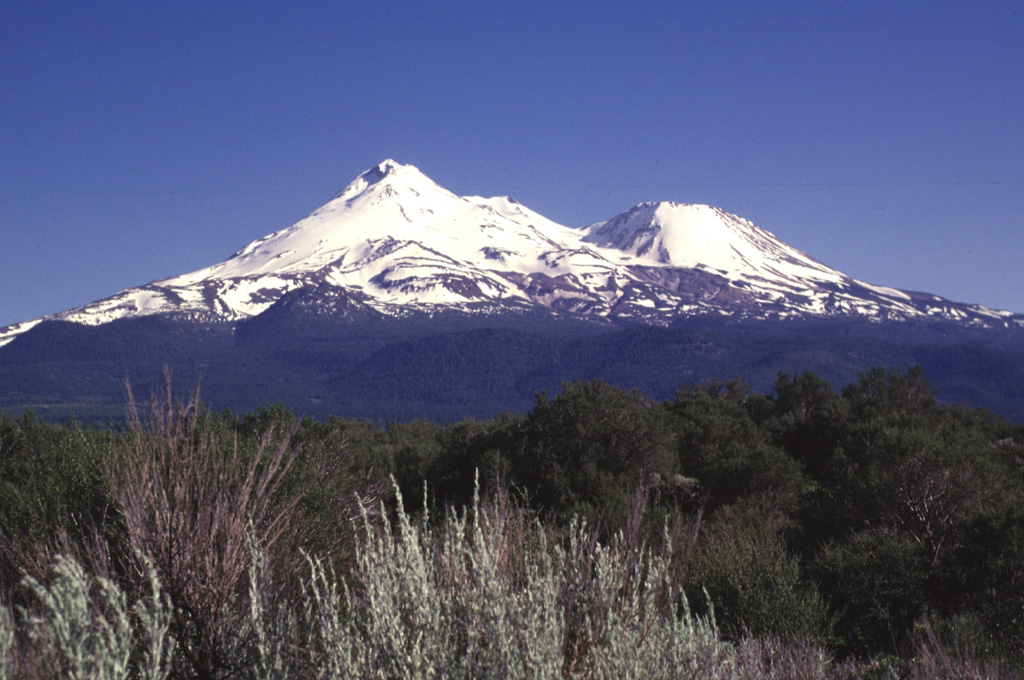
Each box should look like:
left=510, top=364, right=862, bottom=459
left=2, top=159, right=1021, bottom=350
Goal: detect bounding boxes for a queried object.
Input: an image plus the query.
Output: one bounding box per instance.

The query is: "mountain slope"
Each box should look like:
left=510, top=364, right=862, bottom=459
left=3, top=160, right=1024, bottom=423
left=3, top=313, right=1023, bottom=424
left=2, top=159, right=1020, bottom=349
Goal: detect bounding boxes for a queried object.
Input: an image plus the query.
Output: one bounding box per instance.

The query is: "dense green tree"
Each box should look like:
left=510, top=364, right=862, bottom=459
left=842, top=364, right=936, bottom=424
left=509, top=379, right=676, bottom=528
left=667, top=380, right=808, bottom=515
left=763, top=371, right=845, bottom=476
left=939, top=489, right=1024, bottom=658
left=813, top=529, right=930, bottom=656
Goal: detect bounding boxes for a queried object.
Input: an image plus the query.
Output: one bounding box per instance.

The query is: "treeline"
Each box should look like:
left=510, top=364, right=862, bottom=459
left=0, top=366, right=1022, bottom=677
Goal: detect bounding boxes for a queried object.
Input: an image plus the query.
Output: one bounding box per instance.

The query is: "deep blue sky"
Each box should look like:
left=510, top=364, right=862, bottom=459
left=2, top=0, right=1022, bottom=327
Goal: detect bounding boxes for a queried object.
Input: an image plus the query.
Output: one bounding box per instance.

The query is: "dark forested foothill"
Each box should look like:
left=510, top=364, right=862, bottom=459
left=0, top=365, right=1022, bottom=678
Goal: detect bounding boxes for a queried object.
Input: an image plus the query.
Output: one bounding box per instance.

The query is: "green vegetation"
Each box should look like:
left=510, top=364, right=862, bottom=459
left=0, top=366, right=1022, bottom=678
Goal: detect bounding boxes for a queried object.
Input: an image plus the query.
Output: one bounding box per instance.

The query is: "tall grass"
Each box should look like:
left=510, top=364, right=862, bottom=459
left=3, top=489, right=1018, bottom=679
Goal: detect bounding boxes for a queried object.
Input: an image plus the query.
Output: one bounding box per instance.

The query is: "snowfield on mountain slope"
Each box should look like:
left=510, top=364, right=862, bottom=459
left=1, top=158, right=1021, bottom=348
left=582, top=202, right=844, bottom=283
left=147, top=160, right=641, bottom=310
left=160, top=161, right=590, bottom=285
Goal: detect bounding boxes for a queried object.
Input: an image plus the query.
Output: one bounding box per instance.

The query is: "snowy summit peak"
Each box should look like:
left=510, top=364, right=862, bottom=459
left=365, top=158, right=409, bottom=182
left=330, top=159, right=453, bottom=204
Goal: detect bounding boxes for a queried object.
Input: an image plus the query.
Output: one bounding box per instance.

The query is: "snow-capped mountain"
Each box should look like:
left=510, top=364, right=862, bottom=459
left=1, top=160, right=1020, bottom=348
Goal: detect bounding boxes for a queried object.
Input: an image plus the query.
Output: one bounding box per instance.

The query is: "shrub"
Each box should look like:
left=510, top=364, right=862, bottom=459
left=111, top=383, right=300, bottom=680
left=18, top=482, right=1022, bottom=679
left=0, top=605, right=11, bottom=680
left=17, top=553, right=173, bottom=680
left=687, top=503, right=830, bottom=644
left=296, top=477, right=737, bottom=679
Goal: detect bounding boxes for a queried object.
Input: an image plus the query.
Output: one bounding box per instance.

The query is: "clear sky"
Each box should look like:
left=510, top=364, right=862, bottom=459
left=2, top=0, right=1022, bottom=327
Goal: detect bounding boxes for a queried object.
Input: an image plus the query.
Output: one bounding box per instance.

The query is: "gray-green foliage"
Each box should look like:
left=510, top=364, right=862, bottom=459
left=247, top=531, right=291, bottom=680
left=588, top=531, right=729, bottom=680
left=301, top=553, right=361, bottom=679
left=21, top=555, right=132, bottom=680
left=295, top=478, right=746, bottom=680
left=303, top=481, right=566, bottom=679
left=8, top=485, right=842, bottom=680
left=17, top=554, right=174, bottom=680
left=135, top=553, right=176, bottom=680
left=0, top=605, right=12, bottom=680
